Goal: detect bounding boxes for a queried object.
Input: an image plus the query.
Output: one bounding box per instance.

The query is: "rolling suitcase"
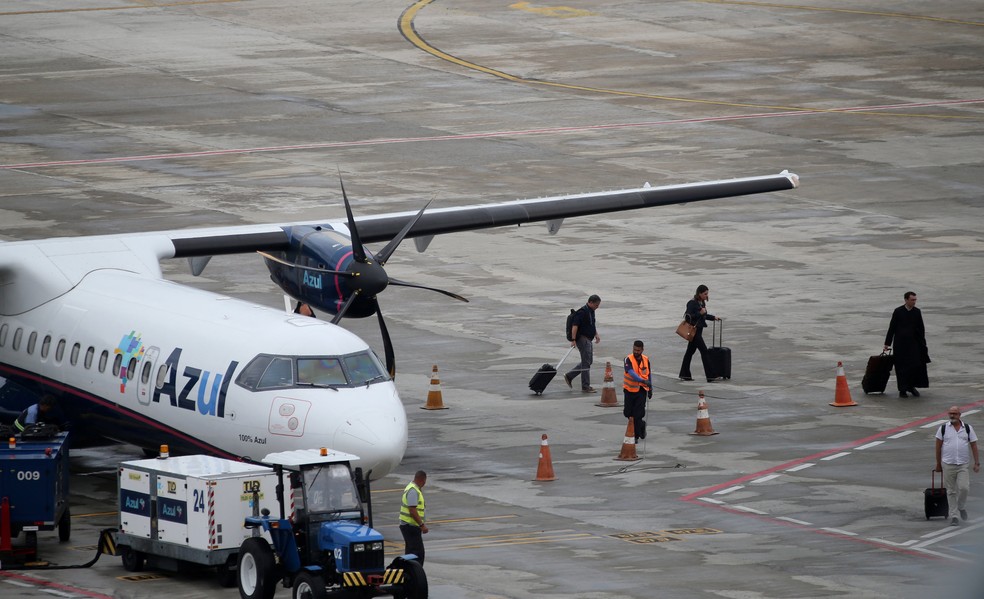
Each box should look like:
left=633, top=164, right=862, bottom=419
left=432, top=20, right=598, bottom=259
left=706, top=320, right=731, bottom=380
left=529, top=346, right=576, bottom=395
left=924, top=470, right=948, bottom=520
left=861, top=351, right=893, bottom=394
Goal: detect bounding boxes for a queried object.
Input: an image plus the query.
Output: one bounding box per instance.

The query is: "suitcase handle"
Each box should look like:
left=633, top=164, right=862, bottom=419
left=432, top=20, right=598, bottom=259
left=556, top=345, right=576, bottom=370
left=931, top=469, right=943, bottom=490
left=711, top=319, right=723, bottom=348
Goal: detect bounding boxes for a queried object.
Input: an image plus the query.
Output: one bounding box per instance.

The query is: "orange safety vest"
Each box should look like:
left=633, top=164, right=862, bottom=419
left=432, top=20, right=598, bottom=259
left=623, top=354, right=651, bottom=392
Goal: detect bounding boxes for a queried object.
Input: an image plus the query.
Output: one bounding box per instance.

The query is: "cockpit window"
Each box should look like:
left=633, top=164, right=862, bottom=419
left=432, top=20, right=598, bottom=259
left=235, top=350, right=389, bottom=392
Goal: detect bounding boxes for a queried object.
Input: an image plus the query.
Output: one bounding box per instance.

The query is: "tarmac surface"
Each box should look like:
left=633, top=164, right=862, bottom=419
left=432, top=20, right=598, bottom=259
left=2, top=1, right=984, bottom=598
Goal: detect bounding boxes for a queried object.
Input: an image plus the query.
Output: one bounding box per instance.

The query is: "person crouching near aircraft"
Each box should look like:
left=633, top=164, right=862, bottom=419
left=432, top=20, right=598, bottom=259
left=14, top=394, right=65, bottom=432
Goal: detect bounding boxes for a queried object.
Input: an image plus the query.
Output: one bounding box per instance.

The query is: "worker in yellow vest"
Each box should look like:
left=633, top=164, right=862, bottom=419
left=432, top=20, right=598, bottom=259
left=623, top=340, right=652, bottom=442
left=399, top=470, right=428, bottom=564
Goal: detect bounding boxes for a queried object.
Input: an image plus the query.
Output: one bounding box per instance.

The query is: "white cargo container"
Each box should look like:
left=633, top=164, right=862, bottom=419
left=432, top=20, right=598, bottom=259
left=114, top=453, right=281, bottom=585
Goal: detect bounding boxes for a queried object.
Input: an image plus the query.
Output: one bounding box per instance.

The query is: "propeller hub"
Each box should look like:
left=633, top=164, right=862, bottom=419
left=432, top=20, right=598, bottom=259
left=351, top=259, right=389, bottom=298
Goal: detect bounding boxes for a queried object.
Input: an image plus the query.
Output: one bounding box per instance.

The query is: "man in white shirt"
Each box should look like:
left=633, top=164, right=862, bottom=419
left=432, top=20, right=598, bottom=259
left=935, top=406, right=980, bottom=526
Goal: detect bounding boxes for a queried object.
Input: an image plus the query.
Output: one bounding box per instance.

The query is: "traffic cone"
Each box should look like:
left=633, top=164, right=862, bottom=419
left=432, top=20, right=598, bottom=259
left=690, top=390, right=719, bottom=436
left=830, top=361, right=857, bottom=407
left=535, top=434, right=557, bottom=481
left=596, top=361, right=620, bottom=407
left=614, top=418, right=641, bottom=461
left=422, top=364, right=449, bottom=410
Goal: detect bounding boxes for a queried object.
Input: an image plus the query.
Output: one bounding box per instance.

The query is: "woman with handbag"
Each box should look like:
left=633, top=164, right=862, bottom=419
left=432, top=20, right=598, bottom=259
left=678, top=284, right=722, bottom=382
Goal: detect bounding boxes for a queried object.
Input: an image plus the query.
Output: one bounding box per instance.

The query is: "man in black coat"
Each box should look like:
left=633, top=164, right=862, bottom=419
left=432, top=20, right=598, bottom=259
left=884, top=291, right=930, bottom=398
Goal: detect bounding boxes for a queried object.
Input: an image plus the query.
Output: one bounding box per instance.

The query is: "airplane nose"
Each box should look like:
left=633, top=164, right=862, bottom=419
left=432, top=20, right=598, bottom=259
left=333, top=407, right=407, bottom=479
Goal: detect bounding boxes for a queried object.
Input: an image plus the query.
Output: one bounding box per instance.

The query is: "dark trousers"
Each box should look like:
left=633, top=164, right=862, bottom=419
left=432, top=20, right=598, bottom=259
left=565, top=336, right=594, bottom=389
left=679, top=327, right=709, bottom=380
left=399, top=523, right=425, bottom=565
left=623, top=389, right=647, bottom=440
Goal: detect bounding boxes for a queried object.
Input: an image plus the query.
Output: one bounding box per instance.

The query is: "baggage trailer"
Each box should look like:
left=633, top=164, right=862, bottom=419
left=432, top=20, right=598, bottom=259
left=113, top=452, right=280, bottom=586
left=0, top=427, right=71, bottom=564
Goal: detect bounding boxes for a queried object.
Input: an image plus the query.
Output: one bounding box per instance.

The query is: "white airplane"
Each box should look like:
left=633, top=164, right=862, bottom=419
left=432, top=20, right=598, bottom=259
left=0, top=171, right=798, bottom=478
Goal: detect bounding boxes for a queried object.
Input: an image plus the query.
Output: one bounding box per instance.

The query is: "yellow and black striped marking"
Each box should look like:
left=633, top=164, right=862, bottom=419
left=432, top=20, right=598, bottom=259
left=610, top=528, right=722, bottom=544
left=382, top=568, right=405, bottom=585
left=341, top=572, right=367, bottom=587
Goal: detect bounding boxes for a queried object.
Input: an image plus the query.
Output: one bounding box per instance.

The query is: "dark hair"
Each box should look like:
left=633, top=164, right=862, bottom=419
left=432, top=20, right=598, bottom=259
left=39, top=395, right=55, bottom=409
left=904, top=291, right=916, bottom=300
left=694, top=284, right=709, bottom=299
left=588, top=294, right=601, bottom=304
left=633, top=340, right=644, bottom=349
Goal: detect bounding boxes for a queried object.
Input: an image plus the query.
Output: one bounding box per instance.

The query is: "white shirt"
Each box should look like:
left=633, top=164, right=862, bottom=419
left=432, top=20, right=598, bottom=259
left=936, top=421, right=978, bottom=465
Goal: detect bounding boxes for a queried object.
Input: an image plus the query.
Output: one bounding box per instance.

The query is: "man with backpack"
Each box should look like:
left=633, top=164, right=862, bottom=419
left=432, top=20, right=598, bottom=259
left=935, top=406, right=979, bottom=526
left=564, top=295, right=601, bottom=393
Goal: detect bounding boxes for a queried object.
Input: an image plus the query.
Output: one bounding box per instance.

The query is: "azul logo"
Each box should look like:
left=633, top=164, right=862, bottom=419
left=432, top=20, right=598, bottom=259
left=153, top=348, right=238, bottom=418
left=120, top=490, right=150, bottom=516
left=125, top=496, right=146, bottom=511
left=303, top=271, right=323, bottom=290
left=158, top=497, right=188, bottom=524
left=115, top=331, right=146, bottom=393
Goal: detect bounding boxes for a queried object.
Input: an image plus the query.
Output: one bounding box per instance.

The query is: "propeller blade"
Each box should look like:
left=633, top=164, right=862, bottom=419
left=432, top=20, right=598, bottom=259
left=257, top=251, right=354, bottom=276
left=330, top=291, right=361, bottom=325
left=338, top=173, right=367, bottom=263
left=389, top=278, right=469, bottom=302
left=373, top=200, right=432, bottom=266
left=373, top=299, right=396, bottom=378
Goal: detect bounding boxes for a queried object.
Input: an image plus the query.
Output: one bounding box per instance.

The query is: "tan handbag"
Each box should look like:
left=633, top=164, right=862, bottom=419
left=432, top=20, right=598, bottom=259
left=675, top=320, right=696, bottom=341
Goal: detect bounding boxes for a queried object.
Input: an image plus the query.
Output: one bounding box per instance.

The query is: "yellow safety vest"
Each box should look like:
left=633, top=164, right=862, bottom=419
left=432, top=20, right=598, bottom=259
left=399, top=482, right=425, bottom=526
left=622, top=354, right=651, bottom=392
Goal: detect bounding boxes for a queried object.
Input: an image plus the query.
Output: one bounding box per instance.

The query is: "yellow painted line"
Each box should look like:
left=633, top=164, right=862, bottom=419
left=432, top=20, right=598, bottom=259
left=509, top=2, right=595, bottom=18
left=691, top=0, right=984, bottom=27
left=400, top=0, right=979, bottom=120
left=0, top=0, right=240, bottom=17
left=73, top=511, right=118, bottom=518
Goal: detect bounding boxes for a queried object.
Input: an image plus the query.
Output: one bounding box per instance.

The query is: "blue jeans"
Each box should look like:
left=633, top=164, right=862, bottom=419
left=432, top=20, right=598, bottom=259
left=566, top=336, right=593, bottom=389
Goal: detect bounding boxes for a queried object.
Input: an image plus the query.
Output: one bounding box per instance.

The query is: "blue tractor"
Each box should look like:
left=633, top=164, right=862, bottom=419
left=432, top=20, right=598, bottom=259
left=237, top=448, right=426, bottom=599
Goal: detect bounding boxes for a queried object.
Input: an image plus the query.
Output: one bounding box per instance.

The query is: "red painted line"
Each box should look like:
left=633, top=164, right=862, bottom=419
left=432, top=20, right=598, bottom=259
left=0, top=570, right=115, bottom=599
left=680, top=398, right=984, bottom=501
left=2, top=98, right=982, bottom=170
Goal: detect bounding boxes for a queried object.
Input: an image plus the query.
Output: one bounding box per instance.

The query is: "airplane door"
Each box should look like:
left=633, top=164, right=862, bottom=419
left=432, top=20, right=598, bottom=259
left=136, top=346, right=160, bottom=406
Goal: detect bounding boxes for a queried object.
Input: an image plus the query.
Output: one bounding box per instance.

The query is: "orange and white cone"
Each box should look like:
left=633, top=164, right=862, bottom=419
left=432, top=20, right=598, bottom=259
left=614, top=418, right=641, bottom=461
left=422, top=364, right=449, bottom=410
left=535, top=434, right=557, bottom=481
left=690, top=391, right=719, bottom=436
left=830, top=361, right=857, bottom=407
left=596, top=361, right=620, bottom=408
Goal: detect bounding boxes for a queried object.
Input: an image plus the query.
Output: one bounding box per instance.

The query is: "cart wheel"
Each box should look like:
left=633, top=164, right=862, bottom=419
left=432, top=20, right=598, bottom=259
left=292, top=571, right=327, bottom=599
left=58, top=507, right=71, bottom=542
left=393, top=559, right=427, bottom=599
left=120, top=545, right=146, bottom=572
left=238, top=538, right=278, bottom=599
left=217, top=554, right=238, bottom=588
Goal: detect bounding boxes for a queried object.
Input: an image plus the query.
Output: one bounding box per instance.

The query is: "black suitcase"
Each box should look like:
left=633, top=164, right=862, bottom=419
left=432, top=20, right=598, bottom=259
left=861, top=351, right=893, bottom=394
left=529, top=347, right=576, bottom=395
left=924, top=470, right=949, bottom=520
left=706, top=320, right=731, bottom=380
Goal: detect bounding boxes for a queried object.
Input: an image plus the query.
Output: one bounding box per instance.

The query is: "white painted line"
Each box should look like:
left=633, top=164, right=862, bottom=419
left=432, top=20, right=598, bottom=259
left=867, top=538, right=918, bottom=547
left=899, top=539, right=918, bottom=546
left=913, top=520, right=984, bottom=549
left=698, top=497, right=724, bottom=504
left=785, top=463, right=814, bottom=472
left=731, top=505, right=767, bottom=515
left=820, top=527, right=858, bottom=536
left=888, top=430, right=917, bottom=439
left=751, top=474, right=782, bottom=484
left=964, top=409, right=981, bottom=416
left=855, top=441, right=885, bottom=450
left=714, top=485, right=744, bottom=495
left=776, top=516, right=812, bottom=526
left=821, top=452, right=851, bottom=461
left=921, top=420, right=946, bottom=429
left=41, top=590, right=77, bottom=598
left=913, top=546, right=973, bottom=562
left=921, top=527, right=954, bottom=539
left=3, top=580, right=34, bottom=588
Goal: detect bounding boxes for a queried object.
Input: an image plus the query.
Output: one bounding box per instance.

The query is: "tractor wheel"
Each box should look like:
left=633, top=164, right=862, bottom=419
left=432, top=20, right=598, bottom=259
left=238, top=538, right=278, bottom=599
left=395, top=559, right=427, bottom=599
left=292, top=571, right=328, bottom=599
left=58, top=507, right=71, bottom=542
left=217, top=554, right=239, bottom=588
left=120, top=546, right=145, bottom=572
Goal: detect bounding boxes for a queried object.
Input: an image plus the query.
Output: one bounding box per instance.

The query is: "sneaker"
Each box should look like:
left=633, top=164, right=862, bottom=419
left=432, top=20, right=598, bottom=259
left=960, top=509, right=968, bottom=521
left=679, top=376, right=693, bottom=381
left=951, top=517, right=959, bottom=526
left=910, top=388, right=920, bottom=397
left=563, top=374, right=573, bottom=389
left=582, top=387, right=596, bottom=393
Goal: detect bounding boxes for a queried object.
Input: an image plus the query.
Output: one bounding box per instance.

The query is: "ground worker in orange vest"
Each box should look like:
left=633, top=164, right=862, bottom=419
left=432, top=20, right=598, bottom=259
left=623, top=340, right=652, bottom=442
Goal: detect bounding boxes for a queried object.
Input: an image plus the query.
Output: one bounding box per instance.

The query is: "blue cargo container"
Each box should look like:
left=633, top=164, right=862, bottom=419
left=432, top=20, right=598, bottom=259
left=0, top=430, right=71, bottom=548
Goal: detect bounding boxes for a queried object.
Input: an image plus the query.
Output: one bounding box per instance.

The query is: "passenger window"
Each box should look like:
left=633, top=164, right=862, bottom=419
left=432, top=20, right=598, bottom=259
left=127, top=357, right=138, bottom=380
left=298, top=358, right=347, bottom=386
left=0, top=323, right=7, bottom=346
left=12, top=328, right=23, bottom=351
left=113, top=353, right=123, bottom=376
left=55, top=339, right=66, bottom=362
left=71, top=343, right=81, bottom=366
left=156, top=364, right=169, bottom=389
left=141, top=361, right=152, bottom=384
left=41, top=335, right=51, bottom=358
left=257, top=357, right=294, bottom=389
left=28, top=332, right=37, bottom=355
left=99, top=350, right=109, bottom=373
left=84, top=347, right=94, bottom=369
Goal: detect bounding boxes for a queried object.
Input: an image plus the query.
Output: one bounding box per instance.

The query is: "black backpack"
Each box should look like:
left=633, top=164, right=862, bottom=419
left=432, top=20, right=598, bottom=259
left=565, top=308, right=578, bottom=341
